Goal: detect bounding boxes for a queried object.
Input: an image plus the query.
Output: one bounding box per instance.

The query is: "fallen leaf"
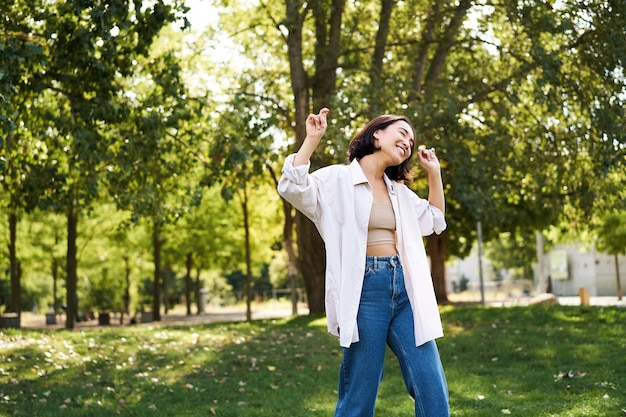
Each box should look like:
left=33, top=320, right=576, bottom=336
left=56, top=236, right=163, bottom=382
left=554, top=370, right=587, bottom=381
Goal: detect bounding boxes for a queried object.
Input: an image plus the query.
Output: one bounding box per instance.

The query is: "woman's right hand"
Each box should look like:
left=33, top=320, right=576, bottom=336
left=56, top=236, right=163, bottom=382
left=305, top=107, right=330, bottom=142
left=293, top=108, right=330, bottom=167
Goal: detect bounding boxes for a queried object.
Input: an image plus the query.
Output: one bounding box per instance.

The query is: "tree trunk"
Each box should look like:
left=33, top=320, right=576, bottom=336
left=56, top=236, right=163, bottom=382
left=152, top=221, right=162, bottom=321
left=409, top=0, right=443, bottom=103
left=285, top=0, right=309, bottom=143
left=280, top=198, right=298, bottom=316
left=285, top=0, right=344, bottom=315
left=163, top=265, right=170, bottom=314
left=121, top=256, right=130, bottom=325
left=195, top=267, right=203, bottom=315
left=8, top=212, right=20, bottom=316
left=369, top=0, right=395, bottom=114
left=52, top=257, right=59, bottom=314
left=616, top=254, right=622, bottom=301
left=267, top=164, right=301, bottom=316
left=423, top=0, right=472, bottom=97
left=185, top=253, right=193, bottom=316
left=285, top=0, right=316, bottom=312
left=296, top=214, right=326, bottom=313
left=66, top=197, right=78, bottom=329
left=242, top=184, right=253, bottom=321
left=52, top=230, right=60, bottom=314
left=283, top=202, right=299, bottom=315
left=427, top=234, right=449, bottom=304
left=311, top=0, right=344, bottom=107
left=407, top=1, right=471, bottom=305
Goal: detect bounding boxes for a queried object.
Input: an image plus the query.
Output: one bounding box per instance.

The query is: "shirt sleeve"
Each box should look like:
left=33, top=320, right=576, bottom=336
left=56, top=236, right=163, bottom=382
left=277, top=154, right=320, bottom=222
left=407, top=188, right=447, bottom=236
left=428, top=205, right=447, bottom=235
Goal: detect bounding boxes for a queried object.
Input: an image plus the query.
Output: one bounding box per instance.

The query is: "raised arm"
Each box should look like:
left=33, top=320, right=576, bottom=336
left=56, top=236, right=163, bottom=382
left=293, top=108, right=330, bottom=167
left=417, top=146, right=445, bottom=215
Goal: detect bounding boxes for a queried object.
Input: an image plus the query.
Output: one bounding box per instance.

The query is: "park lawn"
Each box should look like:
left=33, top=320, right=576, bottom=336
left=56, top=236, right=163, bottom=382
left=1, top=305, right=625, bottom=417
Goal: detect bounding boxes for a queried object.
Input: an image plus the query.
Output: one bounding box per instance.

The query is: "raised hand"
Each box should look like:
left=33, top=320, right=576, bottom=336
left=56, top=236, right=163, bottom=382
left=417, top=145, right=441, bottom=173
left=305, top=107, right=330, bottom=142
left=293, top=108, right=330, bottom=167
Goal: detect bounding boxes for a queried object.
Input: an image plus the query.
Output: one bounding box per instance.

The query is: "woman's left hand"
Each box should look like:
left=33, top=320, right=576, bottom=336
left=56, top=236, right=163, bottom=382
left=417, top=146, right=441, bottom=172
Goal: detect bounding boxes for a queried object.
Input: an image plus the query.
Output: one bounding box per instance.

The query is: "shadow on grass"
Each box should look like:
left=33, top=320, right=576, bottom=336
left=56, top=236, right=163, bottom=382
left=0, top=314, right=341, bottom=417
left=2, top=306, right=625, bottom=417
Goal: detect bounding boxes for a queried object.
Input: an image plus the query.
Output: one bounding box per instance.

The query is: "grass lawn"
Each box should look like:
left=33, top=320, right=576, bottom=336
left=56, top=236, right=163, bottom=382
left=1, top=305, right=625, bottom=416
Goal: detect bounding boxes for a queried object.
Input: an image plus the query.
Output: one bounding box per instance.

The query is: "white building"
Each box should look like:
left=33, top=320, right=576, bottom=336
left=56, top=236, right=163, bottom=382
left=445, top=253, right=522, bottom=296
left=445, top=243, right=625, bottom=299
left=539, top=245, right=625, bottom=297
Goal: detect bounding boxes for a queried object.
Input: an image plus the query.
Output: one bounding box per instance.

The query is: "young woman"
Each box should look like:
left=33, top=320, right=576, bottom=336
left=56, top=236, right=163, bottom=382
left=278, top=108, right=450, bottom=417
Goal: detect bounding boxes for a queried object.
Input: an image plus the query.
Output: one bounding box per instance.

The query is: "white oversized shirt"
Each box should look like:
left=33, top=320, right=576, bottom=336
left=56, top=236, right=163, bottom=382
left=278, top=154, right=447, bottom=348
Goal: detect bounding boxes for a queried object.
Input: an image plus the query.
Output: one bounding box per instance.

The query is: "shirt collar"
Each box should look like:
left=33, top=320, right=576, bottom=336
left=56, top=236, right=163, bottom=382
left=349, top=159, right=368, bottom=185
left=349, top=159, right=396, bottom=195
left=384, top=174, right=397, bottom=195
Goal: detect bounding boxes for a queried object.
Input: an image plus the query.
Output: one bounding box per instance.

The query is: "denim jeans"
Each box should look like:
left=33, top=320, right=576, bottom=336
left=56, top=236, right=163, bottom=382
left=334, top=255, right=450, bottom=417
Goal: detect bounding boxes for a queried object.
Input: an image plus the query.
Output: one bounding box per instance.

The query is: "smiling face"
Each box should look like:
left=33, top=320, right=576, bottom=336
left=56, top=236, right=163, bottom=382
left=347, top=114, right=417, bottom=181
left=373, top=120, right=415, bottom=165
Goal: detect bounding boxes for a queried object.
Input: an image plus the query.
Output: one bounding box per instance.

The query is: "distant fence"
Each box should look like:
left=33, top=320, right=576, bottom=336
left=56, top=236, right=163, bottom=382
left=233, top=288, right=307, bottom=303
left=465, top=279, right=533, bottom=294
left=451, top=280, right=534, bottom=304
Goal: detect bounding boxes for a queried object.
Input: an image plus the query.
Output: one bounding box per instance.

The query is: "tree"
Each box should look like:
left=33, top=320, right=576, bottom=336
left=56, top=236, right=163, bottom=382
left=168, top=186, right=245, bottom=314
left=211, top=0, right=625, bottom=310
left=1, top=0, right=190, bottom=327
left=204, top=89, right=280, bottom=320
left=108, top=47, right=202, bottom=322
left=19, top=210, right=65, bottom=315
left=595, top=212, right=626, bottom=301
left=0, top=1, right=61, bottom=317
left=485, top=231, right=538, bottom=281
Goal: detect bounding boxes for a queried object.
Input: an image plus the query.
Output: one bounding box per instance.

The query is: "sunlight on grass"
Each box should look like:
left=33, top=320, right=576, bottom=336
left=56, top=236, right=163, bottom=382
left=1, top=305, right=625, bottom=416
left=439, top=305, right=626, bottom=417
left=306, top=316, right=328, bottom=328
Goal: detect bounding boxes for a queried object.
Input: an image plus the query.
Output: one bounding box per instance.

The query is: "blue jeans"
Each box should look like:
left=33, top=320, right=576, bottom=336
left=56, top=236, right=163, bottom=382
left=334, top=255, right=450, bottom=417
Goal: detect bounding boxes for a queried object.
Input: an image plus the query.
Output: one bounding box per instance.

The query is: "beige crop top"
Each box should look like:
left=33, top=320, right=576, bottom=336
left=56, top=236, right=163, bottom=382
left=367, top=203, right=396, bottom=246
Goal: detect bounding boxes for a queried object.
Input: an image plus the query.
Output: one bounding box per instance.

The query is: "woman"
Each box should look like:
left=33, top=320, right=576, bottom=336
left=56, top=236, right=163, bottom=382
left=277, top=108, right=450, bottom=417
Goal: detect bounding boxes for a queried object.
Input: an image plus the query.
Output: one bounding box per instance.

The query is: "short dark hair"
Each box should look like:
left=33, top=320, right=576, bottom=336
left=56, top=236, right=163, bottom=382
left=347, top=115, right=416, bottom=181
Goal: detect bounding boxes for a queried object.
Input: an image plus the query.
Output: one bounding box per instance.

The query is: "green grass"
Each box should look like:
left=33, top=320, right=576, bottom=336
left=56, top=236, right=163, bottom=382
left=1, top=305, right=625, bottom=416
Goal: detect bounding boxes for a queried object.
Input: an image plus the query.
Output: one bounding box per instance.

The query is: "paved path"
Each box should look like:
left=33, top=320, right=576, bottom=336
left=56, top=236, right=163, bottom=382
left=17, top=303, right=309, bottom=330
left=485, top=295, right=626, bottom=307
left=11, top=296, right=625, bottom=331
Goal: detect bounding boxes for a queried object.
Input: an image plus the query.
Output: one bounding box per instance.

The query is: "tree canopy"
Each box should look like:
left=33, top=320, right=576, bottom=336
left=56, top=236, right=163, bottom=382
left=1, top=0, right=624, bottom=319
left=207, top=0, right=625, bottom=307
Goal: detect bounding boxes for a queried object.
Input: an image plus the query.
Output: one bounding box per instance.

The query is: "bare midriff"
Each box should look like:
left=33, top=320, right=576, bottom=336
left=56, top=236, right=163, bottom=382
left=366, top=243, right=398, bottom=257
